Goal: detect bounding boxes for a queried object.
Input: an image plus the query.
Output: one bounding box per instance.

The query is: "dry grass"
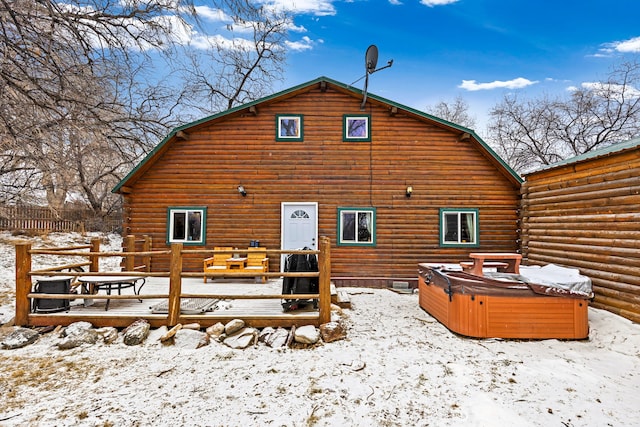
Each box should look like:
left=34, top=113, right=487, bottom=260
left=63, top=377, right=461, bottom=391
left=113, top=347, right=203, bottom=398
left=0, top=353, right=104, bottom=414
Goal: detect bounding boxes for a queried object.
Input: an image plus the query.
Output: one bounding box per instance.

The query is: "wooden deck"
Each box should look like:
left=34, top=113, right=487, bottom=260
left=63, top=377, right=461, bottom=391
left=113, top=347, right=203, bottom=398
left=27, top=277, right=322, bottom=329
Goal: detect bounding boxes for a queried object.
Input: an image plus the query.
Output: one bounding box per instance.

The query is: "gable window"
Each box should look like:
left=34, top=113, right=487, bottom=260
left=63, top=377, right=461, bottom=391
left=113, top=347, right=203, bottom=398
left=343, top=114, right=371, bottom=142
left=276, top=114, right=303, bottom=141
left=167, top=207, right=206, bottom=245
left=439, top=208, right=479, bottom=247
left=338, top=207, right=376, bottom=246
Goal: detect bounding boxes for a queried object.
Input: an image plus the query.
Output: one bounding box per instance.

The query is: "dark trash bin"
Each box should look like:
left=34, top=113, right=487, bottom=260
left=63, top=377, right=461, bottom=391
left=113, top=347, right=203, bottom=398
left=32, top=277, right=72, bottom=313
left=282, top=247, right=319, bottom=311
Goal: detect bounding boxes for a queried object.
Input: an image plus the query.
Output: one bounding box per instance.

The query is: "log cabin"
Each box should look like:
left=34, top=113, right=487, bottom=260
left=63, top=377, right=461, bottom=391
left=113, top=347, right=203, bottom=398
left=521, top=137, right=640, bottom=323
left=113, top=77, right=522, bottom=287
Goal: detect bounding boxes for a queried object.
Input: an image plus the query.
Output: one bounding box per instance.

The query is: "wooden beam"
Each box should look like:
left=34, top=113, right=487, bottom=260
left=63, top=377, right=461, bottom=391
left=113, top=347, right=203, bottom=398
left=249, top=105, right=257, bottom=115
left=168, top=243, right=183, bottom=327
left=320, top=81, right=327, bottom=92
left=458, top=132, right=471, bottom=142
left=176, top=130, right=189, bottom=140
left=15, top=242, right=31, bottom=326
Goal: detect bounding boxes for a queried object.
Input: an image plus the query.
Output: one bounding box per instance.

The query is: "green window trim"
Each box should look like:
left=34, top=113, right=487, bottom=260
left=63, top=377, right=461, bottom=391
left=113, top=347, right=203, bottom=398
left=276, top=114, right=304, bottom=141
left=343, top=114, right=371, bottom=142
left=439, top=208, right=479, bottom=248
left=167, top=206, right=207, bottom=245
left=337, top=207, right=376, bottom=246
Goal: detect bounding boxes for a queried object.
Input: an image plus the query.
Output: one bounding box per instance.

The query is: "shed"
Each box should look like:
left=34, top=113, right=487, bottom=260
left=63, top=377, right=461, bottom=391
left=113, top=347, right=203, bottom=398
left=114, top=77, right=522, bottom=287
left=521, top=137, right=640, bottom=322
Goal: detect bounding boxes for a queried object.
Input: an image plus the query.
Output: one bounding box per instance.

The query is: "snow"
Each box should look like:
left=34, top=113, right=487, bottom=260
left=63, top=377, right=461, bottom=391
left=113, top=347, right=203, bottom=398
left=1, top=231, right=640, bottom=426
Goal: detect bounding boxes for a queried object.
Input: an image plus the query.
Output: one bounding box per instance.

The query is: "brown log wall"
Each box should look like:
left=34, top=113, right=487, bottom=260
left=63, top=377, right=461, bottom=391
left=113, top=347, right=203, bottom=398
left=521, top=148, right=640, bottom=323
left=122, top=85, right=520, bottom=284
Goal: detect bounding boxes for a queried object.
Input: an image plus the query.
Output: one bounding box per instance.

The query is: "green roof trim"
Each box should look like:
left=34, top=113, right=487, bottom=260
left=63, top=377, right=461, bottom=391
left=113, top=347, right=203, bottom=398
left=527, top=137, right=640, bottom=174
left=113, top=76, right=522, bottom=193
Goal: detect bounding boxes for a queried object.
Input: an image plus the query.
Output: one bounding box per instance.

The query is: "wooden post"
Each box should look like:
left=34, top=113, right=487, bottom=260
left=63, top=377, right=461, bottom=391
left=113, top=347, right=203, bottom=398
left=143, top=235, right=152, bottom=272
left=15, top=242, right=32, bottom=326
left=167, top=243, right=183, bottom=326
left=90, top=238, right=100, bottom=272
left=124, top=234, right=135, bottom=271
left=318, top=236, right=331, bottom=324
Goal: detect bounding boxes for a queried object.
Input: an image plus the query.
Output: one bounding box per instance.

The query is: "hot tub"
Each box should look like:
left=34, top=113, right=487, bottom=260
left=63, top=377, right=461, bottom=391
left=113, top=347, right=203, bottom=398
left=418, top=263, right=591, bottom=339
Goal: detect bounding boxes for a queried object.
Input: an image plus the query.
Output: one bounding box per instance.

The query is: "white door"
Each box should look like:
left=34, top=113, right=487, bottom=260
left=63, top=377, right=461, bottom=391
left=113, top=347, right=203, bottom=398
left=281, top=202, right=318, bottom=270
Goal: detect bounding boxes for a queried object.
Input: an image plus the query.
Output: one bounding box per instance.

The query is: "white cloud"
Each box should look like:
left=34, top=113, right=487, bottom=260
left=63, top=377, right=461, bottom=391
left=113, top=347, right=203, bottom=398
left=612, top=36, right=640, bottom=53
left=257, top=0, right=337, bottom=16
left=459, top=77, right=538, bottom=91
left=286, top=36, right=317, bottom=51
left=580, top=81, right=640, bottom=99
left=420, top=0, right=459, bottom=7
left=389, top=0, right=403, bottom=5
left=192, top=6, right=231, bottom=23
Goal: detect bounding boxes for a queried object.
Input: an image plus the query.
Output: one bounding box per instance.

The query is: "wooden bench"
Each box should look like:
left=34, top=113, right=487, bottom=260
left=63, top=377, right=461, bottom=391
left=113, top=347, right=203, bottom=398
left=460, top=252, right=522, bottom=276
left=244, top=247, right=269, bottom=283
left=203, top=247, right=269, bottom=283
left=203, top=247, right=233, bottom=282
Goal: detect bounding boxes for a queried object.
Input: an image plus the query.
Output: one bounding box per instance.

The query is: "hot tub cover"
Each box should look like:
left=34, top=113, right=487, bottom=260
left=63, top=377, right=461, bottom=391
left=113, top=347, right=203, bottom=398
left=488, top=264, right=593, bottom=298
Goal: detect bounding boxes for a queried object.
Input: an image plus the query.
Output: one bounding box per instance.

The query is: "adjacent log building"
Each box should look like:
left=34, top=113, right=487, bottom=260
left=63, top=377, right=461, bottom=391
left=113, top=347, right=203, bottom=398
left=114, top=77, right=522, bottom=287
left=521, top=137, right=640, bottom=323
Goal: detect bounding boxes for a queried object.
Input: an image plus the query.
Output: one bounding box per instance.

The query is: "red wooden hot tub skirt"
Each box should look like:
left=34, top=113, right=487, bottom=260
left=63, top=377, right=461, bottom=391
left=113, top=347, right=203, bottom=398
left=418, top=265, right=589, bottom=339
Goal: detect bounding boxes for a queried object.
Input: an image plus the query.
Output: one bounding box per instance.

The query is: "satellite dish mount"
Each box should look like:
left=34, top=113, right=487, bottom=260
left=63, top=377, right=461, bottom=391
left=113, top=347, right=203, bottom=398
left=361, top=45, right=393, bottom=110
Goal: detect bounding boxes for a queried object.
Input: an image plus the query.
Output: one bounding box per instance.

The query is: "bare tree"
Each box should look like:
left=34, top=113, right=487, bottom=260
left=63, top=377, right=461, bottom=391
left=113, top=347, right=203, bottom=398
left=488, top=61, right=640, bottom=173
left=176, top=1, right=289, bottom=114
left=425, top=96, right=476, bottom=129
left=0, top=0, right=290, bottom=220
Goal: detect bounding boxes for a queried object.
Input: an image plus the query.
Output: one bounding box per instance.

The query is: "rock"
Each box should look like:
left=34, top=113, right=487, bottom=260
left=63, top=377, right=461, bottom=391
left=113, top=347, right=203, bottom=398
left=182, top=323, right=201, bottom=330
left=206, top=322, right=226, bottom=338
left=61, top=321, right=93, bottom=337
left=123, top=319, right=150, bottom=346
left=57, top=322, right=99, bottom=349
left=95, top=327, right=119, bottom=344
left=148, top=326, right=168, bottom=345
left=223, top=327, right=258, bottom=349
left=1, top=327, right=39, bottom=349
left=159, top=324, right=183, bottom=342
left=319, top=321, right=347, bottom=343
left=224, top=319, right=245, bottom=335
left=174, top=329, right=210, bottom=349
left=294, top=325, right=320, bottom=345
left=258, top=327, right=275, bottom=343
left=265, top=327, right=290, bottom=348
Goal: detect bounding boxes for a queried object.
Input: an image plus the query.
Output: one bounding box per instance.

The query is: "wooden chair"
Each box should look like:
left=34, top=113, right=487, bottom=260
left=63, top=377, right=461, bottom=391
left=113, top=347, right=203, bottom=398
left=203, top=247, right=233, bottom=282
left=244, top=247, right=269, bottom=283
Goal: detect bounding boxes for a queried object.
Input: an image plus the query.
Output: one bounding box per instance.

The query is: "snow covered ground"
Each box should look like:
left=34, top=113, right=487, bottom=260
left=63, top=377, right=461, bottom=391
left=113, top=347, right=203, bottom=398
left=1, top=231, right=639, bottom=426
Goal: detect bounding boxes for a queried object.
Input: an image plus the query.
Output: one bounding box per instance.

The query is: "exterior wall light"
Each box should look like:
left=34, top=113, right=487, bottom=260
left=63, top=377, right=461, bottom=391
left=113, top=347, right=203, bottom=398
left=238, top=185, right=247, bottom=197
left=406, top=186, right=413, bottom=198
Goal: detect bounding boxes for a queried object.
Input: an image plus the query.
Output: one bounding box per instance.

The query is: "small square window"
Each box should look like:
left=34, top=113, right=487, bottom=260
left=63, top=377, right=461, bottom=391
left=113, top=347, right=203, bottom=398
left=167, top=207, right=206, bottom=245
left=343, top=115, right=371, bottom=142
left=276, top=115, right=303, bottom=141
left=439, top=208, right=479, bottom=247
left=338, top=207, right=376, bottom=246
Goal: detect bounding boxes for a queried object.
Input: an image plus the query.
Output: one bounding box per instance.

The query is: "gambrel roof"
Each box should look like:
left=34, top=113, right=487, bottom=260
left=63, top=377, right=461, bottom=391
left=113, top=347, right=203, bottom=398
left=114, top=76, right=522, bottom=193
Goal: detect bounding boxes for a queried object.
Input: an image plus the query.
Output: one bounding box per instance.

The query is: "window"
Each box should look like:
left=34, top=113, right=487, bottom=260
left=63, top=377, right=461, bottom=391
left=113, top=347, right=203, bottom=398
left=167, top=207, right=206, bottom=245
left=343, top=114, right=371, bottom=142
left=439, top=208, right=479, bottom=247
left=338, top=207, right=376, bottom=246
left=276, top=114, right=303, bottom=141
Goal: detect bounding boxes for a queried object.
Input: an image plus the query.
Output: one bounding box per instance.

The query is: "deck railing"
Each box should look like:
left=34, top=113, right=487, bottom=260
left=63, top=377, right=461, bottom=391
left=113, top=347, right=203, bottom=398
left=14, top=236, right=331, bottom=329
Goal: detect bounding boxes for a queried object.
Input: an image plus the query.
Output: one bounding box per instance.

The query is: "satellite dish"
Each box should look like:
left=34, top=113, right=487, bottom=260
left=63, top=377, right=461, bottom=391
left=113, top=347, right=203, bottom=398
left=360, top=44, right=393, bottom=110
left=365, top=45, right=378, bottom=74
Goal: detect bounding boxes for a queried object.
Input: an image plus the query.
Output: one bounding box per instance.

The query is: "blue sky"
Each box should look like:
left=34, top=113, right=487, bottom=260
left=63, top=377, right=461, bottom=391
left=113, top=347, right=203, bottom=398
left=252, top=0, right=640, bottom=134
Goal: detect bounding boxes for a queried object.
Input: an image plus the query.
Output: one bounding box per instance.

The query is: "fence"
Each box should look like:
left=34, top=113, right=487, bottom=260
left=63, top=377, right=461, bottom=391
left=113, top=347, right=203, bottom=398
left=0, top=204, right=121, bottom=233
left=14, top=236, right=332, bottom=329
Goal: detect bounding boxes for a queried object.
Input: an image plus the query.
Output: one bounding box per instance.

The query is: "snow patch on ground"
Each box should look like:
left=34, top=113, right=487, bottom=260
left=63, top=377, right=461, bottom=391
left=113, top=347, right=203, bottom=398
left=0, top=232, right=639, bottom=426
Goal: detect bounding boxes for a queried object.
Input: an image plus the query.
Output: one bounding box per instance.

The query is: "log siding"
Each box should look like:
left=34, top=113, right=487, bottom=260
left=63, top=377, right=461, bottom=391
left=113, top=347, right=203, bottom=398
left=116, top=78, right=522, bottom=286
left=521, top=139, right=640, bottom=322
